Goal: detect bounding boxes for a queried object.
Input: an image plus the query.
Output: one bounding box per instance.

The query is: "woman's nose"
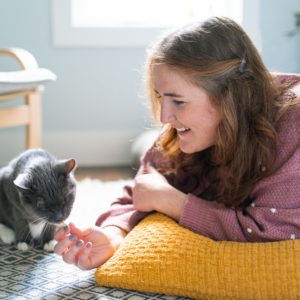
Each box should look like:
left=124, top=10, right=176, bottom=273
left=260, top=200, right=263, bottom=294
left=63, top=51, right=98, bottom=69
left=160, top=101, right=175, bottom=124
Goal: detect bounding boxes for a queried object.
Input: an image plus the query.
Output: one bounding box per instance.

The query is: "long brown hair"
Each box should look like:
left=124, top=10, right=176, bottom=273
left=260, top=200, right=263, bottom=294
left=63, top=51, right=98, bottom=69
left=145, top=17, right=298, bottom=207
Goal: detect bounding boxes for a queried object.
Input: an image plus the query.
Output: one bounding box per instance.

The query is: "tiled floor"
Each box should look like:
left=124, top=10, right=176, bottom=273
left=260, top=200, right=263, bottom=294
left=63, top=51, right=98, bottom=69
left=0, top=242, right=186, bottom=300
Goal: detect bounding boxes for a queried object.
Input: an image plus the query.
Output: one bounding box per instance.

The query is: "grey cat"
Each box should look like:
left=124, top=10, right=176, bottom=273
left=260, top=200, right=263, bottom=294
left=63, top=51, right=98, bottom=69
left=0, top=149, right=76, bottom=251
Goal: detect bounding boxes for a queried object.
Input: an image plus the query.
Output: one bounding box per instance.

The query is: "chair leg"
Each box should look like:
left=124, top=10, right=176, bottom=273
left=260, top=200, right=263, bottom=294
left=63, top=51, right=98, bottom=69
left=25, top=90, right=42, bottom=149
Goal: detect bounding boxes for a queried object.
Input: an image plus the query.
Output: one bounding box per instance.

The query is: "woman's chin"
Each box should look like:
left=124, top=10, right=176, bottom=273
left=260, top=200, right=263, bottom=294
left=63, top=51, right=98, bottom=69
left=179, top=142, right=209, bottom=154
left=179, top=144, right=196, bottom=154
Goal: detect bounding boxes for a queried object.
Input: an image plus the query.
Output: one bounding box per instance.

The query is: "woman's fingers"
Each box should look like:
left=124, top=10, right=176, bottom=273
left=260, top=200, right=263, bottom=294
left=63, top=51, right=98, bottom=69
left=77, top=242, right=94, bottom=270
left=147, top=164, right=159, bottom=174
left=54, top=224, right=70, bottom=241
left=141, top=162, right=159, bottom=175
left=69, top=223, right=94, bottom=238
left=141, top=161, right=149, bottom=173
left=62, top=239, right=85, bottom=265
left=54, top=234, right=77, bottom=256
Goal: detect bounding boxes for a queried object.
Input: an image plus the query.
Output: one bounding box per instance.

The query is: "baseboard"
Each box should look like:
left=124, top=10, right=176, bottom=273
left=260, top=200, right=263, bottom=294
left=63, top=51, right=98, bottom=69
left=0, top=129, right=139, bottom=167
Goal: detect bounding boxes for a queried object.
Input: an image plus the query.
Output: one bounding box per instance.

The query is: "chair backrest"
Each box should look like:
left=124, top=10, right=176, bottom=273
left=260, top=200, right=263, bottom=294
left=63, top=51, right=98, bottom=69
left=0, top=47, right=55, bottom=149
left=0, top=47, right=38, bottom=70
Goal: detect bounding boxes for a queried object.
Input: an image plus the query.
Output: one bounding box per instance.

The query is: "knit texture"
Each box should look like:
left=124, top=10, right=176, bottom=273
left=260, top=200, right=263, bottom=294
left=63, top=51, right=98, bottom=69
left=95, top=213, right=300, bottom=300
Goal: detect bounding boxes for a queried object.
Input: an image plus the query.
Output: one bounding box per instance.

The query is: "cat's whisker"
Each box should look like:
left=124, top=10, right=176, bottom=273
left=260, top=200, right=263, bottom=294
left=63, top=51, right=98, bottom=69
left=42, top=221, right=49, bottom=236
left=32, top=217, right=46, bottom=225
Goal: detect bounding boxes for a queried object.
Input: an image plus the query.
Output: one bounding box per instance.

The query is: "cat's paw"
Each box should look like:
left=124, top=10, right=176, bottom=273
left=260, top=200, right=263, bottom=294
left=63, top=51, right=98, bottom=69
left=0, top=224, right=16, bottom=244
left=43, top=240, right=57, bottom=252
left=17, top=242, right=30, bottom=251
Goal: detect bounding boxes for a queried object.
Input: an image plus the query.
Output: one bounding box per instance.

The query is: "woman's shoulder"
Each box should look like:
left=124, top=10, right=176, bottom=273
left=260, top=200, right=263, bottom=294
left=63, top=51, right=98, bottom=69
left=273, top=72, right=300, bottom=87
left=279, top=102, right=300, bottom=122
left=275, top=72, right=300, bottom=125
left=272, top=102, right=300, bottom=174
left=275, top=104, right=300, bottom=144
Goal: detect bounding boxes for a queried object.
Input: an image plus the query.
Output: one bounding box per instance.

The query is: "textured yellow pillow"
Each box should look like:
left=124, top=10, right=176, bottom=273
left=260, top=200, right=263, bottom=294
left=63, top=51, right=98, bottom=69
left=95, top=213, right=300, bottom=300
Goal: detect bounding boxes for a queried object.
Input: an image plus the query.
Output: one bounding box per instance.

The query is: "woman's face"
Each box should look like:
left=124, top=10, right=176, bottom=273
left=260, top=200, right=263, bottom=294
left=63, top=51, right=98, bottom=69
left=152, top=64, right=221, bottom=154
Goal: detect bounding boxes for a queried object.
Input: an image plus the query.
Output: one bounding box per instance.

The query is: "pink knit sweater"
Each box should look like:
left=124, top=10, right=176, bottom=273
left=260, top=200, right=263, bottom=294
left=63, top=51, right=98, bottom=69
left=96, top=75, right=300, bottom=242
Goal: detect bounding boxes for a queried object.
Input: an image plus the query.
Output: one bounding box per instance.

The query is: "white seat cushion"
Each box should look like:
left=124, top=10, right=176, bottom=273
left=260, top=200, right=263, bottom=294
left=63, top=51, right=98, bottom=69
left=0, top=68, right=56, bottom=94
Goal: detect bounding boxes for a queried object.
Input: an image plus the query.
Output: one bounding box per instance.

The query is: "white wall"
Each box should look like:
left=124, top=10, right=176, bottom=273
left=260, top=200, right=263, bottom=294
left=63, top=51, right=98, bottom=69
left=0, top=0, right=299, bottom=166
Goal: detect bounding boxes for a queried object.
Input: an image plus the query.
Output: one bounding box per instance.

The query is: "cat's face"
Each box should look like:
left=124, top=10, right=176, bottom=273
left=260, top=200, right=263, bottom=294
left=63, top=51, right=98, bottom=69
left=13, top=159, right=76, bottom=224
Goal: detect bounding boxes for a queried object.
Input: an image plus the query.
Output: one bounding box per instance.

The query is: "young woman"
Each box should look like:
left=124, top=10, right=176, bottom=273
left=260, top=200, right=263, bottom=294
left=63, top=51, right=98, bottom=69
left=54, top=16, right=300, bottom=270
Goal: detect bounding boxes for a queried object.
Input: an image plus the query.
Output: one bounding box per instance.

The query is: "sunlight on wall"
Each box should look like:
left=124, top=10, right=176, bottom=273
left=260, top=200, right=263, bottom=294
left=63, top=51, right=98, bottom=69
left=71, top=0, right=243, bottom=28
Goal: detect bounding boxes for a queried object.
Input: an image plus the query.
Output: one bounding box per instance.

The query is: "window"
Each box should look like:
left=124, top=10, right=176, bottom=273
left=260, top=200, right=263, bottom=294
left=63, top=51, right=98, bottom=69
left=71, top=0, right=242, bottom=28
left=52, top=0, right=261, bottom=49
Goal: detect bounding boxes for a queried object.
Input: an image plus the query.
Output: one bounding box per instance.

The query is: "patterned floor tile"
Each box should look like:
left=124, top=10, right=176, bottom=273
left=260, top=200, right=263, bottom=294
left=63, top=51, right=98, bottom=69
left=0, top=242, right=190, bottom=300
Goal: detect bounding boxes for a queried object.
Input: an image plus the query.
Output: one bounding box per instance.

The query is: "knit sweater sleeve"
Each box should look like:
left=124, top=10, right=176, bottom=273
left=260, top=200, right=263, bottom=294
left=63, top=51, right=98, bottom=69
left=180, top=177, right=300, bottom=242
left=95, top=183, right=150, bottom=232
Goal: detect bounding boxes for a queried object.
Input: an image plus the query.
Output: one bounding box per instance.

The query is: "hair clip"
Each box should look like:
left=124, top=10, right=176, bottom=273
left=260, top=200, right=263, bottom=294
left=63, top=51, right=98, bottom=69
left=239, top=58, right=246, bottom=73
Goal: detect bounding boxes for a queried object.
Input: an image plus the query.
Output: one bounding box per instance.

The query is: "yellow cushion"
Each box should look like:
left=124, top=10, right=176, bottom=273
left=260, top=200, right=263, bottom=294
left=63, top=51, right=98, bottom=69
left=95, top=213, right=300, bottom=300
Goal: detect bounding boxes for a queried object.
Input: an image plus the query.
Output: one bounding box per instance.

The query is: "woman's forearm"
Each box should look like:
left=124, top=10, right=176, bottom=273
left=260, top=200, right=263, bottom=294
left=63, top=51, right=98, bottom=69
left=154, top=188, right=187, bottom=221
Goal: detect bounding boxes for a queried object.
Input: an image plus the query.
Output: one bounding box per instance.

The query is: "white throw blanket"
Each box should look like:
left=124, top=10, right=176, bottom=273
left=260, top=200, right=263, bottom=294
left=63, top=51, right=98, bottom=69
left=66, top=178, right=132, bottom=228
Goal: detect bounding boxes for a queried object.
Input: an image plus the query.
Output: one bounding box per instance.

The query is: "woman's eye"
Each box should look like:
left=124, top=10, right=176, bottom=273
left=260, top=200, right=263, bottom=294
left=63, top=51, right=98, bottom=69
left=173, top=99, right=185, bottom=106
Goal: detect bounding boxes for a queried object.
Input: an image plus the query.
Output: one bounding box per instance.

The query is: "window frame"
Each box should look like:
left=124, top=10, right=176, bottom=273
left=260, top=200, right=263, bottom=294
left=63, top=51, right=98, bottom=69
left=52, top=0, right=261, bottom=49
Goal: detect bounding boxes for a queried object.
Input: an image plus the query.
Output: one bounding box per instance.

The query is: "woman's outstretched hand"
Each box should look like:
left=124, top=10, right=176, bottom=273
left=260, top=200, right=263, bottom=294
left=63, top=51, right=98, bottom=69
left=54, top=223, right=126, bottom=270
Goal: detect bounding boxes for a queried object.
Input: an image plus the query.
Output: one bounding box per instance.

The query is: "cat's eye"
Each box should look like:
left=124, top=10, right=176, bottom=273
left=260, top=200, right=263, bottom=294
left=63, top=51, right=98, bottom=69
left=36, top=198, right=44, bottom=209
left=30, top=183, right=38, bottom=192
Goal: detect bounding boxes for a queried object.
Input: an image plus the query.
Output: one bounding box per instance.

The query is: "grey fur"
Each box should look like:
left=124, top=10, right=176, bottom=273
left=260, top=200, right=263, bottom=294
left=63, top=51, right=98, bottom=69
left=0, top=149, right=76, bottom=249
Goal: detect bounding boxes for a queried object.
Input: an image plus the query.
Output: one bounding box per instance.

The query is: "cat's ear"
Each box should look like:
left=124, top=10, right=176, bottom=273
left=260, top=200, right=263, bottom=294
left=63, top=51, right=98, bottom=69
left=57, top=159, right=77, bottom=175
left=13, top=173, right=30, bottom=191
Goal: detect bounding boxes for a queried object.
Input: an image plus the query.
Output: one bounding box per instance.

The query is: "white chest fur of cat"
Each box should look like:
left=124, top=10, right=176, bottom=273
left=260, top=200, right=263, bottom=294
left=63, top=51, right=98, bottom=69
left=0, top=221, right=57, bottom=251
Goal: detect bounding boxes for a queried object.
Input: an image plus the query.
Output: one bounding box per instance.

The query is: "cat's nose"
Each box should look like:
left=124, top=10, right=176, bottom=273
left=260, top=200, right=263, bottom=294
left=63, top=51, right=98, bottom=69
left=53, top=212, right=64, bottom=223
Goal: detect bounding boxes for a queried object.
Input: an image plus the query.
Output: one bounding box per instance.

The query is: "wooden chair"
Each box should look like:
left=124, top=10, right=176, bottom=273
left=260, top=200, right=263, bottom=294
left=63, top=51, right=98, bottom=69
left=0, top=48, right=54, bottom=149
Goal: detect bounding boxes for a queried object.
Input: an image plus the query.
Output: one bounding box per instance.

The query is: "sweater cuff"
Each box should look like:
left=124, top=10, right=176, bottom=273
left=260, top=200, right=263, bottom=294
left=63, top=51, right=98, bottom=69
left=179, top=193, right=237, bottom=240
left=180, top=194, right=214, bottom=235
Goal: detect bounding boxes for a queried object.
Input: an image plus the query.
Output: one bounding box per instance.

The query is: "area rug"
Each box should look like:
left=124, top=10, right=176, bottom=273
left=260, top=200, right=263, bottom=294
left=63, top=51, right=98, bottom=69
left=0, top=178, right=190, bottom=299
